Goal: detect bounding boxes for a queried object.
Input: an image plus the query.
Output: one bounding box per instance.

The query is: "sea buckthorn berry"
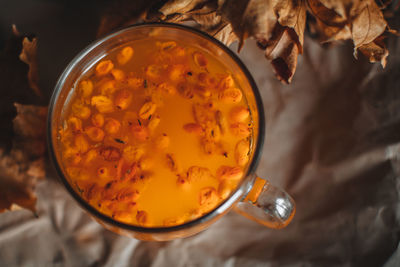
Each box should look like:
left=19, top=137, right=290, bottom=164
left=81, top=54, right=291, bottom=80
left=218, top=179, right=236, bottom=199
left=116, top=189, right=140, bottom=202
left=67, top=116, right=82, bottom=132
left=197, top=72, right=209, bottom=85
left=99, top=146, right=121, bottom=161
left=127, top=77, right=145, bottom=89
left=146, top=65, right=163, bottom=80
left=204, top=125, right=221, bottom=142
left=193, top=103, right=214, bottom=125
left=177, top=83, right=194, bottom=99
left=164, top=216, right=185, bottom=227
left=187, top=166, right=212, bottom=182
left=171, top=46, right=186, bottom=57
left=96, top=60, right=114, bottom=76
left=151, top=91, right=164, bottom=106
left=79, top=79, right=93, bottom=98
left=193, top=52, right=208, bottom=67
left=91, top=113, right=104, bottom=128
left=157, top=82, right=176, bottom=95
left=111, top=69, right=125, bottom=81
left=203, top=139, right=218, bottom=155
left=216, top=110, right=228, bottom=135
left=194, top=85, right=211, bottom=98
left=115, top=158, right=124, bottom=179
left=72, top=101, right=91, bottom=120
left=74, top=134, right=89, bottom=153
left=230, top=122, right=250, bottom=137
left=197, top=72, right=217, bottom=87
left=136, top=210, right=148, bottom=226
left=63, top=144, right=79, bottom=159
left=66, top=167, right=83, bottom=180
left=114, top=89, right=132, bottom=110
left=216, top=166, right=243, bottom=181
left=131, top=125, right=149, bottom=141
left=123, top=146, right=144, bottom=163
left=98, top=79, right=117, bottom=95
left=113, top=211, right=134, bottom=222
left=148, top=115, right=161, bottom=132
left=183, top=123, right=203, bottom=135
left=117, top=46, right=134, bottom=65
left=139, top=102, right=156, bottom=120
left=122, top=169, right=137, bottom=182
left=235, top=139, right=250, bottom=166
left=91, top=95, right=114, bottom=113
left=166, top=153, right=179, bottom=172
left=219, top=88, right=242, bottom=103
left=85, top=126, right=105, bottom=142
left=84, top=183, right=101, bottom=200
left=158, top=41, right=176, bottom=50
left=229, top=106, right=249, bottom=122
left=104, top=118, right=121, bottom=135
left=218, top=74, right=234, bottom=90
left=84, top=149, right=98, bottom=164
left=70, top=153, right=82, bottom=165
left=199, top=187, right=218, bottom=206
left=168, top=64, right=186, bottom=82
left=122, top=163, right=138, bottom=181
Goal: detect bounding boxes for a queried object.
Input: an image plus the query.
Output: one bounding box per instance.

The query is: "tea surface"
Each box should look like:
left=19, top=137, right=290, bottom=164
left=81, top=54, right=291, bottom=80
left=59, top=38, right=254, bottom=227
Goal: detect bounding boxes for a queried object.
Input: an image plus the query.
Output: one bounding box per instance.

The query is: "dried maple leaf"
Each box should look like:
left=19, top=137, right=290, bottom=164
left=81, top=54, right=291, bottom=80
left=0, top=26, right=46, bottom=213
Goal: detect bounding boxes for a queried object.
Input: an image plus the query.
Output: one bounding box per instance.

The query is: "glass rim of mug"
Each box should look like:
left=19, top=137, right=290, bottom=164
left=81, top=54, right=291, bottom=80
left=47, top=22, right=266, bottom=234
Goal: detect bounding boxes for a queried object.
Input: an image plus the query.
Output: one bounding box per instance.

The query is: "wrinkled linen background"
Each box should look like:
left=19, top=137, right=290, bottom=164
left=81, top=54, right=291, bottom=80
left=1, top=1, right=400, bottom=266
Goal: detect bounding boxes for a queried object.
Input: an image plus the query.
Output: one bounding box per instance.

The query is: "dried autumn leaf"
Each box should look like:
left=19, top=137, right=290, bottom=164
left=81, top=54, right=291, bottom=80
left=351, top=0, right=387, bottom=49
left=0, top=104, right=47, bottom=213
left=17, top=26, right=41, bottom=97
left=261, top=25, right=300, bottom=83
left=97, top=0, right=396, bottom=83
left=317, top=0, right=351, bottom=19
left=220, top=0, right=276, bottom=50
left=307, top=0, right=390, bottom=67
left=273, top=0, right=307, bottom=51
left=307, top=0, right=348, bottom=27
left=358, top=35, right=389, bottom=67
left=179, top=4, right=222, bottom=29
left=0, top=26, right=46, bottom=213
left=212, top=23, right=238, bottom=46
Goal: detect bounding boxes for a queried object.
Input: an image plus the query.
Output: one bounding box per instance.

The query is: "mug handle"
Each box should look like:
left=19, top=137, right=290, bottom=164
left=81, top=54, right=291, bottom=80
left=234, top=176, right=296, bottom=229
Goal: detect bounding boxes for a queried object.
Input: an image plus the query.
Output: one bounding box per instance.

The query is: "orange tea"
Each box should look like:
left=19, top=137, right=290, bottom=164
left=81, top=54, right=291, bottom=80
left=59, top=38, right=254, bottom=227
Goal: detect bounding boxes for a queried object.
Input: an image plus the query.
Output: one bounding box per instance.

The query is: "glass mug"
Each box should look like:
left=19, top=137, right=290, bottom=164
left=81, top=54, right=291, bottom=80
left=47, top=23, right=295, bottom=241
